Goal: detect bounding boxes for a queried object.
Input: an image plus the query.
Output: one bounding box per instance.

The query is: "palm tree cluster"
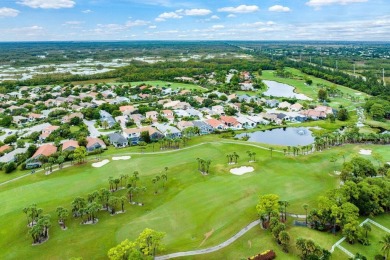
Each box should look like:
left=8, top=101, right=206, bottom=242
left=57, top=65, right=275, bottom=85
left=108, top=174, right=129, bottom=192
left=226, top=152, right=239, bottom=164
left=313, top=129, right=390, bottom=152
left=151, top=171, right=168, bottom=194
left=158, top=137, right=182, bottom=150
left=284, top=145, right=313, bottom=156
left=196, top=158, right=211, bottom=175
left=246, top=151, right=256, bottom=162
left=71, top=188, right=127, bottom=223
left=23, top=204, right=51, bottom=244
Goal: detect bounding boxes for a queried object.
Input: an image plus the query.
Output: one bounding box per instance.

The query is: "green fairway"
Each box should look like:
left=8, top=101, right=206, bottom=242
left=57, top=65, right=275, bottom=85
left=0, top=140, right=389, bottom=259
left=259, top=68, right=370, bottom=110
left=130, top=80, right=206, bottom=92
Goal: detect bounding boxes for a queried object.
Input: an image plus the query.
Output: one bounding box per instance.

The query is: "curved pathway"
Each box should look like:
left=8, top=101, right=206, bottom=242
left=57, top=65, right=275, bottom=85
left=156, top=213, right=307, bottom=259
left=155, top=220, right=261, bottom=260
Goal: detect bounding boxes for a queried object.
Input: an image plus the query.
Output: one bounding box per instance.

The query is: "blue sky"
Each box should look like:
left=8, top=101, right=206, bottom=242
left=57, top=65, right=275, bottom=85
left=0, top=0, right=389, bottom=41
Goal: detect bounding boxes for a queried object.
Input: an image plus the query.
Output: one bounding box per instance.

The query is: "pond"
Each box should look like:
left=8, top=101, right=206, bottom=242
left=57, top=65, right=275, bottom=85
left=236, top=127, right=315, bottom=146
left=263, top=80, right=312, bottom=100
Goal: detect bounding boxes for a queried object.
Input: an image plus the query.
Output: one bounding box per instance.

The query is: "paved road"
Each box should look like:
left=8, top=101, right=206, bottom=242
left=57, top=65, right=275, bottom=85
left=155, top=220, right=261, bottom=260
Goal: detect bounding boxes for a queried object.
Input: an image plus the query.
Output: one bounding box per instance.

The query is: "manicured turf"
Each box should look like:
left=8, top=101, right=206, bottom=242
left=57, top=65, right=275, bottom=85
left=0, top=140, right=388, bottom=259
left=130, top=80, right=206, bottom=92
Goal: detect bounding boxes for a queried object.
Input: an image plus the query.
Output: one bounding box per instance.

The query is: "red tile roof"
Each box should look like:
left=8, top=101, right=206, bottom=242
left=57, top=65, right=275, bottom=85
left=32, top=144, right=57, bottom=158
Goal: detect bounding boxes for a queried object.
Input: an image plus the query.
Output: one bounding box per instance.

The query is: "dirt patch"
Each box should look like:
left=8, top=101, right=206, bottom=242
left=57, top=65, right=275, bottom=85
left=199, top=228, right=214, bottom=247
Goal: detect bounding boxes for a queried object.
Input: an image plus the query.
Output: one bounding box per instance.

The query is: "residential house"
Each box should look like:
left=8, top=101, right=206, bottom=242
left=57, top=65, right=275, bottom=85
left=177, top=121, right=194, bottom=131
left=266, top=99, right=279, bottom=108
left=39, top=125, right=60, bottom=141
left=161, top=110, right=175, bottom=123
left=100, top=110, right=116, bottom=128
left=13, top=116, right=28, bottom=125
left=314, top=105, right=334, bottom=115
left=28, top=113, right=44, bottom=122
left=211, top=105, right=225, bottom=115
left=62, top=140, right=79, bottom=152
left=192, top=120, right=214, bottom=135
left=146, top=111, right=159, bottom=122
left=26, top=144, right=57, bottom=168
left=86, top=137, right=107, bottom=152
left=290, top=103, right=303, bottom=112
left=205, top=118, right=227, bottom=131
left=278, top=101, right=291, bottom=110
left=220, top=116, right=243, bottom=130
left=300, top=110, right=327, bottom=120
left=123, top=126, right=164, bottom=145
left=236, top=116, right=256, bottom=128
left=108, top=133, right=129, bottom=148
left=0, top=148, right=27, bottom=164
left=0, top=145, right=12, bottom=154
left=119, top=105, right=136, bottom=115
left=154, top=124, right=182, bottom=139
left=61, top=112, right=84, bottom=124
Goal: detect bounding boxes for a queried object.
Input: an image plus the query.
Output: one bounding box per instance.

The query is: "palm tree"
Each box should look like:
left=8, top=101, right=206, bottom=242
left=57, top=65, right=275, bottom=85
left=379, top=234, right=390, bottom=260
left=247, top=151, right=252, bottom=162
left=114, top=178, right=120, bottom=191
left=132, top=171, right=139, bottom=188
left=233, top=152, right=239, bottom=164
left=108, top=176, right=114, bottom=191
left=362, top=223, right=371, bottom=238
left=56, top=207, right=69, bottom=229
left=161, top=173, right=168, bottom=189
left=152, top=178, right=158, bottom=194
left=303, top=204, right=309, bottom=225
left=205, top=160, right=211, bottom=174
left=120, top=196, right=127, bottom=212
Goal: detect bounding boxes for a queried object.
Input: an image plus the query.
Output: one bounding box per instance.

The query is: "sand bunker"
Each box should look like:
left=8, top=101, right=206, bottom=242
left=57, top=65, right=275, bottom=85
left=230, top=166, right=254, bottom=175
left=359, top=149, right=372, bottom=155
left=355, top=93, right=362, bottom=95
left=112, top=156, right=131, bottom=161
left=92, top=159, right=110, bottom=168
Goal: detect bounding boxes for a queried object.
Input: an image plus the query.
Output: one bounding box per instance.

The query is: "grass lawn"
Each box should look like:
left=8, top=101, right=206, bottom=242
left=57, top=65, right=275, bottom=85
left=339, top=216, right=390, bottom=259
left=69, top=126, right=80, bottom=133
left=0, top=139, right=388, bottom=259
left=130, top=80, right=207, bottom=92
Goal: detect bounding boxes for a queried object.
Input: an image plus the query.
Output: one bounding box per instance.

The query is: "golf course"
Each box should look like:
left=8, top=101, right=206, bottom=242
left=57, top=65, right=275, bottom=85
left=1, top=136, right=389, bottom=259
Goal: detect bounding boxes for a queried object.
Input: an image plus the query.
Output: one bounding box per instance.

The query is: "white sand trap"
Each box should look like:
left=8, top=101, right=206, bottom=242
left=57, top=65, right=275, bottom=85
left=92, top=159, right=110, bottom=168
left=359, top=149, right=372, bottom=155
left=334, top=171, right=341, bottom=175
left=112, top=156, right=131, bottom=161
left=230, top=166, right=254, bottom=176
left=355, top=93, right=362, bottom=95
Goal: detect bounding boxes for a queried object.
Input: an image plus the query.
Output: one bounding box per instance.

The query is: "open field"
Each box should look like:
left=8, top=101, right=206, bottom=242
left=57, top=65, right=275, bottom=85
left=130, top=80, right=206, bottom=91
left=1, top=138, right=389, bottom=259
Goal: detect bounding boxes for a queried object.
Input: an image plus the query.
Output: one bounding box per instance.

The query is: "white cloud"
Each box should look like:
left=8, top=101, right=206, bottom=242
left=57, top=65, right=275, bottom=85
left=149, top=25, right=157, bottom=29
left=155, top=11, right=182, bottom=22
left=182, top=8, right=212, bottom=16
left=125, top=19, right=149, bottom=27
left=227, top=14, right=236, bottom=18
left=0, top=7, right=20, bottom=17
left=306, top=0, right=367, bottom=8
left=210, top=15, right=220, bottom=20
left=82, top=9, right=92, bottom=13
left=212, top=25, right=225, bottom=29
left=218, top=5, right=259, bottom=14
left=63, top=21, right=83, bottom=25
left=18, top=0, right=75, bottom=9
left=268, top=5, right=291, bottom=12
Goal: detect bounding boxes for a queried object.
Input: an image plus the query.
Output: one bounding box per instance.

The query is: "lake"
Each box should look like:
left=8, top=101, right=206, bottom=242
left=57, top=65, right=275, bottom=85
left=236, top=127, right=315, bottom=146
left=263, top=80, right=312, bottom=100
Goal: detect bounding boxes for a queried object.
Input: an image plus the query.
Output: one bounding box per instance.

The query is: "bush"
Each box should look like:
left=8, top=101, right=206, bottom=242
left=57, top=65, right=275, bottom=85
left=3, top=162, right=17, bottom=173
